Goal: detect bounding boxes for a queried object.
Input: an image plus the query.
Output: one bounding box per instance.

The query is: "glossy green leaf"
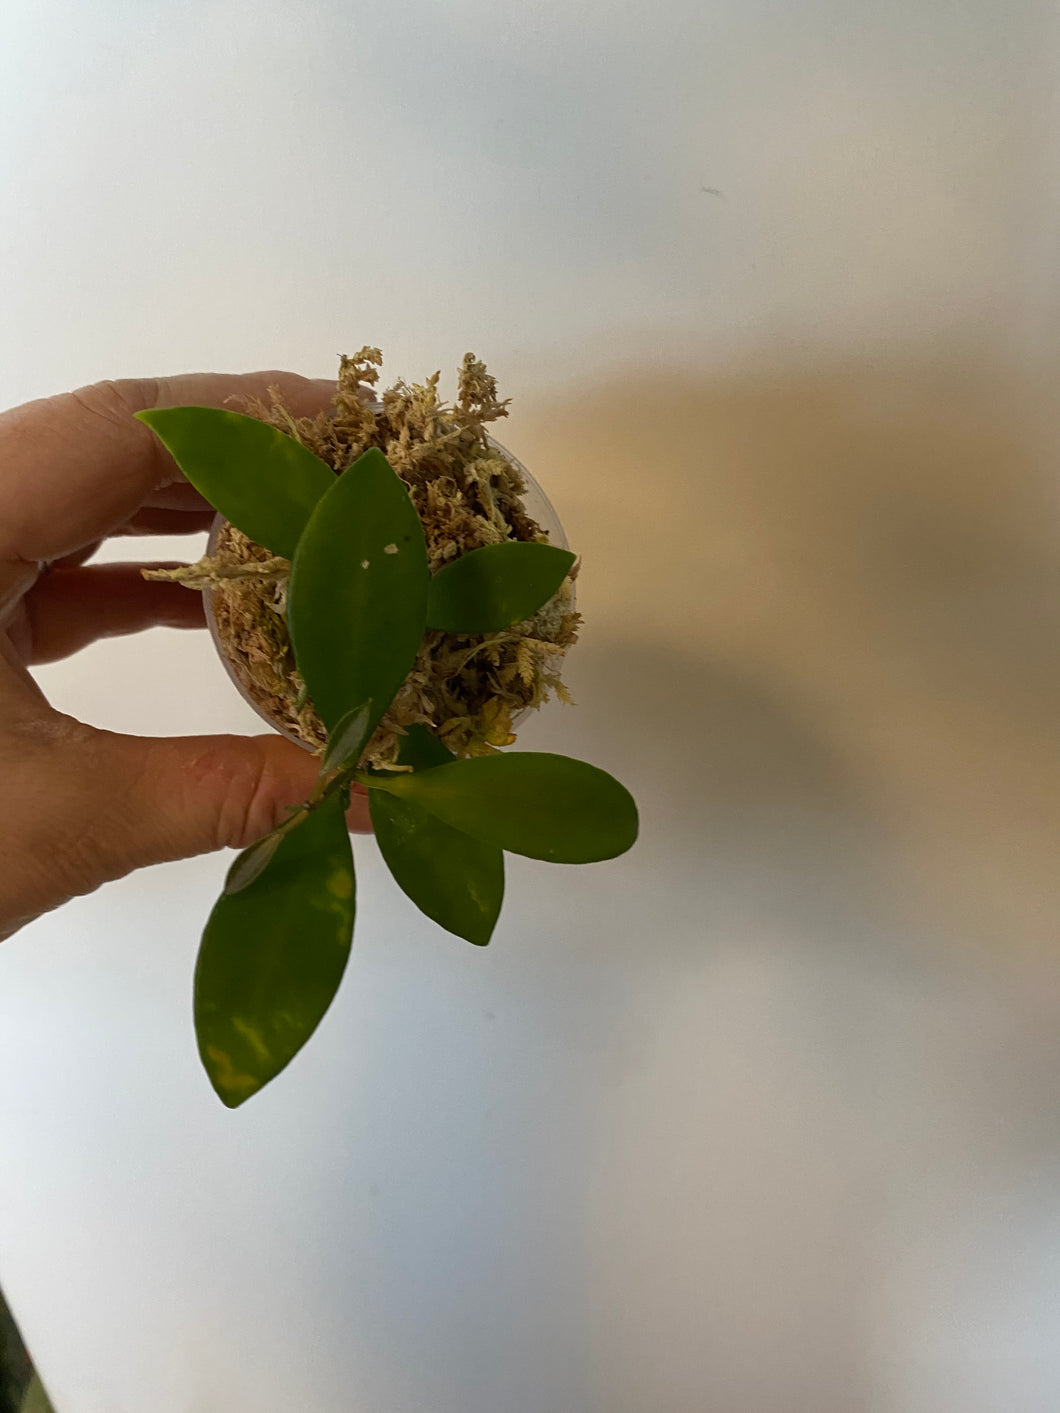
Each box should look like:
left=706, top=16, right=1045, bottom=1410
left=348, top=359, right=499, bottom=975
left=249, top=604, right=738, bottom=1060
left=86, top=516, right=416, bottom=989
left=321, top=700, right=373, bottom=774
left=426, top=541, right=576, bottom=633
left=222, top=827, right=286, bottom=895
left=370, top=752, right=638, bottom=863
left=370, top=727, right=504, bottom=945
left=136, top=407, right=336, bottom=559
left=287, top=448, right=428, bottom=732
left=195, top=793, right=355, bottom=1107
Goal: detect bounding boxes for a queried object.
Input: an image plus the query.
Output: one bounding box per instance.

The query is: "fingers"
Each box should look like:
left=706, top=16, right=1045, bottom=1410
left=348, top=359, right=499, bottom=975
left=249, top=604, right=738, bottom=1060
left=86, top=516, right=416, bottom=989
left=90, top=730, right=371, bottom=879
left=140, top=482, right=215, bottom=512
left=50, top=542, right=103, bottom=569
left=25, top=508, right=214, bottom=579
left=46, top=507, right=217, bottom=567
left=18, top=564, right=206, bottom=664
left=0, top=371, right=337, bottom=566
left=0, top=632, right=49, bottom=717
left=112, top=507, right=217, bottom=537
left=107, top=728, right=372, bottom=865
left=0, top=720, right=370, bottom=938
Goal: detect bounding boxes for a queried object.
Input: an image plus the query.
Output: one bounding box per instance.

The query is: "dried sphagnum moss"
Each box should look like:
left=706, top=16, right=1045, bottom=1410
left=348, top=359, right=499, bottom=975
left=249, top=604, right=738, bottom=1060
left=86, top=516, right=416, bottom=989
left=152, top=350, right=580, bottom=767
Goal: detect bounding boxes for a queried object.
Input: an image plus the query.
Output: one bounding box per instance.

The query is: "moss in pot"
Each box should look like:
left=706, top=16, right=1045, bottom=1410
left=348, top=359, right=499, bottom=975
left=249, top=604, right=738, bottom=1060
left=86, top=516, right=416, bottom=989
left=140, top=348, right=638, bottom=1108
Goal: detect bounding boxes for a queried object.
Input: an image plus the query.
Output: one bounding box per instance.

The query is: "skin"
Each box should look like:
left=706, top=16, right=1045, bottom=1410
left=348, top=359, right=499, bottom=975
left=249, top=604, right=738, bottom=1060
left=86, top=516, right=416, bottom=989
left=0, top=371, right=371, bottom=942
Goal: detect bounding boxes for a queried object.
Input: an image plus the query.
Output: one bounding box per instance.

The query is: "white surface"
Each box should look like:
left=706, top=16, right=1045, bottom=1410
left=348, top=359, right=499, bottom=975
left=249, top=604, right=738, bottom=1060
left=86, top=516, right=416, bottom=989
left=2, top=2, right=1060, bottom=1410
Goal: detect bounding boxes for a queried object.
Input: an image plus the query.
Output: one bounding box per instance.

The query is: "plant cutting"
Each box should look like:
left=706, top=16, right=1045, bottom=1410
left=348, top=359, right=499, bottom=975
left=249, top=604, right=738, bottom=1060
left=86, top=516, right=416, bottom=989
left=140, top=349, right=637, bottom=1107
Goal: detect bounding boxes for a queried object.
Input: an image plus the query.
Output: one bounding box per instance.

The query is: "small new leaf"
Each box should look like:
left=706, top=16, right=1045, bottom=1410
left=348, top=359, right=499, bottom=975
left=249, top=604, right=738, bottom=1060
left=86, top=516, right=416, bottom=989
left=426, top=541, right=576, bottom=634
left=321, top=700, right=373, bottom=775
left=195, top=793, right=355, bottom=1107
left=371, top=752, right=638, bottom=863
left=222, top=827, right=287, bottom=895
left=136, top=407, right=336, bottom=560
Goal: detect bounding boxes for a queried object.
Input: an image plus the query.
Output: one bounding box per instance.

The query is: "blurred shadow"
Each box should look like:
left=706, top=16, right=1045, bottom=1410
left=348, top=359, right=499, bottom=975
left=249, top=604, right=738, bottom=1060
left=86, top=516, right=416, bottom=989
left=501, top=342, right=1060, bottom=1411
left=513, top=341, right=1060, bottom=965
left=558, top=634, right=919, bottom=971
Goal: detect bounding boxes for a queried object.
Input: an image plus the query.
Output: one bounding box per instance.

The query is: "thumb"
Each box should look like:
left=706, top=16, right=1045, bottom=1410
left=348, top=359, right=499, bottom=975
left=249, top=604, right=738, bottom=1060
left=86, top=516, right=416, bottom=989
left=78, top=728, right=370, bottom=881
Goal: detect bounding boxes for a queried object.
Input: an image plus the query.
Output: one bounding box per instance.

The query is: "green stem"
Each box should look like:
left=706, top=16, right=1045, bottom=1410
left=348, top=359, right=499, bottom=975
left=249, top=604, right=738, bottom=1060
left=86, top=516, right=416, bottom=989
left=268, top=758, right=378, bottom=853
left=353, top=770, right=390, bottom=792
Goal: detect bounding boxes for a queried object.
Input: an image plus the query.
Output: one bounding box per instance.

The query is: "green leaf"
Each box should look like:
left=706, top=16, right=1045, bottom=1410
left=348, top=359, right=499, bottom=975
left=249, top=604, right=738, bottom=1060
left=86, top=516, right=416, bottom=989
left=136, top=407, right=336, bottom=559
left=395, top=722, right=456, bottom=771
left=194, top=793, right=355, bottom=1107
left=370, top=751, right=638, bottom=859
left=426, top=541, right=576, bottom=633
left=321, top=700, right=373, bottom=774
left=222, top=826, right=287, bottom=895
left=20, top=1375, right=55, bottom=1413
left=287, top=448, right=429, bottom=732
left=370, top=727, right=504, bottom=945
left=369, top=752, right=638, bottom=863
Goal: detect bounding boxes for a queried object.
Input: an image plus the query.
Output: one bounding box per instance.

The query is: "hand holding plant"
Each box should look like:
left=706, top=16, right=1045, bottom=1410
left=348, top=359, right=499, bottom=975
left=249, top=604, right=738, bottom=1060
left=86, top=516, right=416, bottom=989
left=0, top=372, right=359, bottom=945
left=140, top=351, right=638, bottom=1106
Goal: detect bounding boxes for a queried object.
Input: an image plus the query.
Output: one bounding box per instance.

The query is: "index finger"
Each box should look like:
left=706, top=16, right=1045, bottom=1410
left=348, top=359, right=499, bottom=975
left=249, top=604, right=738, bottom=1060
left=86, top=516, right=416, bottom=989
left=0, top=372, right=337, bottom=565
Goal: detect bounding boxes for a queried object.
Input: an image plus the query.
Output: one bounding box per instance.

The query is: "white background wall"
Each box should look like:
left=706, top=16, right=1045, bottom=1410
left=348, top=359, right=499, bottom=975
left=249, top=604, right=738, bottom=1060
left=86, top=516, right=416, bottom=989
left=3, top=2, right=1060, bottom=1410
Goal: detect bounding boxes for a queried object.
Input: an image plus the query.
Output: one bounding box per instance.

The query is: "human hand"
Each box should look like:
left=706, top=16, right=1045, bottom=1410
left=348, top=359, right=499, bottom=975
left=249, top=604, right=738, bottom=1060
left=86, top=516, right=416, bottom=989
left=0, top=372, right=370, bottom=942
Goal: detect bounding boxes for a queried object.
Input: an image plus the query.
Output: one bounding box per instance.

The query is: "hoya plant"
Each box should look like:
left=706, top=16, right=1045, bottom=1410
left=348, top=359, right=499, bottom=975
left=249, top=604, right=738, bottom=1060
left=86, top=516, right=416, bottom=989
left=138, top=352, right=637, bottom=1107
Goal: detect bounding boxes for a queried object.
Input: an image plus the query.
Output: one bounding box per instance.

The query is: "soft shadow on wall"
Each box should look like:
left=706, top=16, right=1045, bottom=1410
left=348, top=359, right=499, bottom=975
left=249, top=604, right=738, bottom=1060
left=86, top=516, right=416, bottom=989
left=512, top=340, right=1060, bottom=970
left=500, top=342, right=1060, bottom=1412
left=309, top=341, right=1060, bottom=1413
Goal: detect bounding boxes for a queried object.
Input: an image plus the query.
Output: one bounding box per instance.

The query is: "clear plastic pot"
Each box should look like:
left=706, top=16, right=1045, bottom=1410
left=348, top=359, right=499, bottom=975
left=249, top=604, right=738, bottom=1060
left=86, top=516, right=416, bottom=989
left=202, top=434, right=570, bottom=748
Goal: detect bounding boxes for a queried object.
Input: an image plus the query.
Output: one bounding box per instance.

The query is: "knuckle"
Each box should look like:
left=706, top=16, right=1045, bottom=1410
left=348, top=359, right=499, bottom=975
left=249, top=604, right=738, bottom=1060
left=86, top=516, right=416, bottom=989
left=70, top=377, right=160, bottom=424
left=218, top=748, right=272, bottom=850
left=230, top=746, right=303, bottom=849
left=179, top=737, right=283, bottom=851
left=64, top=379, right=170, bottom=487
